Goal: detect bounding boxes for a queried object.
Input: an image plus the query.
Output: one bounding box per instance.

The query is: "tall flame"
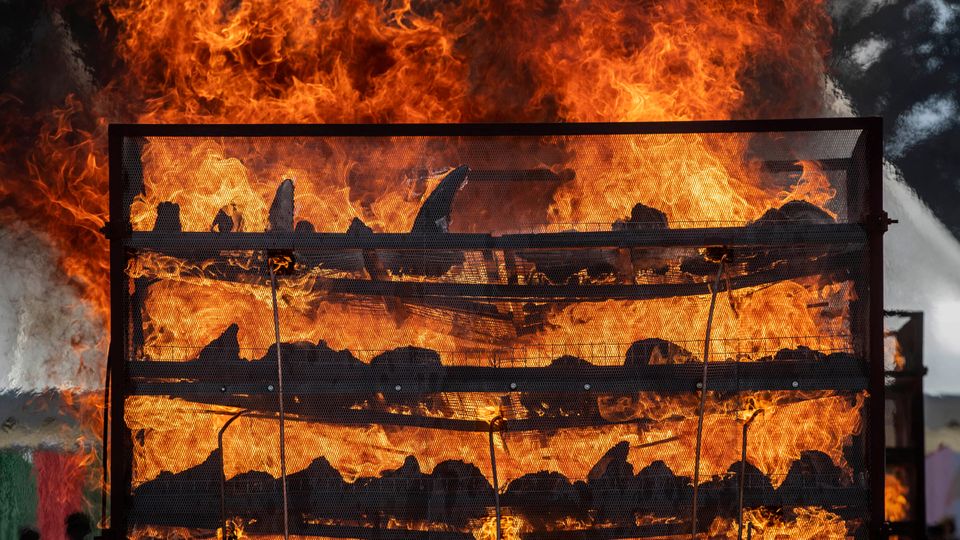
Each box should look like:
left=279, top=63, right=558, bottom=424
left=1, top=0, right=834, bottom=334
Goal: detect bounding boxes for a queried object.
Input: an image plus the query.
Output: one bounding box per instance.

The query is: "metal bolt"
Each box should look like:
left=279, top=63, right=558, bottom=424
left=395, top=385, right=402, bottom=391
left=267, top=384, right=275, bottom=392
left=792, top=381, right=799, bottom=388
left=583, top=383, right=591, bottom=390
left=696, top=382, right=703, bottom=389
left=510, top=382, right=517, bottom=390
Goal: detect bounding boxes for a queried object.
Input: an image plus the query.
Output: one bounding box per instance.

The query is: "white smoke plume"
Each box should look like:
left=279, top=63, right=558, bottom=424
left=883, top=170, right=960, bottom=394
left=0, top=224, right=106, bottom=391
left=826, top=78, right=960, bottom=394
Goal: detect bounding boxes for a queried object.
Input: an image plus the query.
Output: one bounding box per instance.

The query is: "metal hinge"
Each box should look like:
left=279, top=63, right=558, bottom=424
left=864, top=211, right=897, bottom=233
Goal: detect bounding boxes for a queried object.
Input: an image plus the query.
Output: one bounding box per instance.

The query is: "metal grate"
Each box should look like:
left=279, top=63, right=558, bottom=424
left=107, top=119, right=886, bottom=539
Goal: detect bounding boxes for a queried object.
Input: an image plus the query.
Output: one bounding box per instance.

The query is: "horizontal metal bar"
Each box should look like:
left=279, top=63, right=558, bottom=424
left=761, top=157, right=850, bottom=172
left=521, top=524, right=697, bottom=540
left=128, top=488, right=868, bottom=538
left=277, top=524, right=690, bottom=540
left=465, top=168, right=573, bottom=182
left=125, top=250, right=858, bottom=305
left=109, top=118, right=879, bottom=139
left=884, top=370, right=925, bottom=378
left=127, top=403, right=656, bottom=433
left=885, top=447, right=922, bottom=464
left=129, top=357, right=868, bottom=395
left=281, top=524, right=473, bottom=540
left=883, top=310, right=923, bottom=317
left=125, top=223, right=866, bottom=251
left=885, top=521, right=920, bottom=536
left=313, top=254, right=851, bottom=301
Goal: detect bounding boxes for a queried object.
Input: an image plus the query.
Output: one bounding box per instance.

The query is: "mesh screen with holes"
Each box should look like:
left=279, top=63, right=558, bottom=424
left=113, top=122, right=879, bottom=539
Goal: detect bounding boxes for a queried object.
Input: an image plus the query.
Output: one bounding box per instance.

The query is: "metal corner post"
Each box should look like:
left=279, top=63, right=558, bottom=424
left=883, top=310, right=927, bottom=538
left=865, top=117, right=887, bottom=538
left=107, top=126, right=132, bottom=539
left=911, top=312, right=926, bottom=539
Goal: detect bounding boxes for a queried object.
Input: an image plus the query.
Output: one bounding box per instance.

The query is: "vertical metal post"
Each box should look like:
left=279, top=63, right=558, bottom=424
left=910, top=313, right=926, bottom=539
left=107, top=127, right=136, bottom=538
left=218, top=410, right=251, bottom=540
left=488, top=418, right=503, bottom=540
left=738, top=410, right=761, bottom=540
left=100, top=341, right=112, bottom=531
left=738, top=424, right=748, bottom=540
left=865, top=118, right=887, bottom=539
left=268, top=264, right=290, bottom=540
left=691, top=257, right=726, bottom=538
left=884, top=310, right=926, bottom=538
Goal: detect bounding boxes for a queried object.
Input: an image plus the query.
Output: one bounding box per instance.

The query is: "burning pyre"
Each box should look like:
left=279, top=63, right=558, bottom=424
left=0, top=1, right=875, bottom=539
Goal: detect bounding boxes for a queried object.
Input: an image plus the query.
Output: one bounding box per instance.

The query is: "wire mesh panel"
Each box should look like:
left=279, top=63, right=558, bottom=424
left=883, top=311, right=925, bottom=539
left=107, top=120, right=885, bottom=539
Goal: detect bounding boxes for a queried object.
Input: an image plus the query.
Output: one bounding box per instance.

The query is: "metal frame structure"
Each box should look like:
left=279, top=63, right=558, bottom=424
left=883, top=310, right=926, bottom=538
left=105, top=117, right=887, bottom=538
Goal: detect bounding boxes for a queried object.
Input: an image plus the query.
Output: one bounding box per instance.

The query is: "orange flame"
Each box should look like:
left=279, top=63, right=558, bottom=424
left=707, top=506, right=848, bottom=539
left=886, top=470, right=911, bottom=522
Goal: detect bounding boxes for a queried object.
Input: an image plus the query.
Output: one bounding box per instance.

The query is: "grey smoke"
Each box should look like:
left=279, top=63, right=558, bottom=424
left=833, top=0, right=958, bottom=30
left=0, top=224, right=106, bottom=391
left=888, top=94, right=959, bottom=157
left=883, top=168, right=960, bottom=394
left=906, top=0, right=959, bottom=33
left=830, top=0, right=898, bottom=23
left=849, top=36, right=890, bottom=71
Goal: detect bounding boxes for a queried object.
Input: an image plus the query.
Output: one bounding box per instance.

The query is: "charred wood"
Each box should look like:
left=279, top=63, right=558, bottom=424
left=268, top=179, right=295, bottom=232
left=680, top=201, right=838, bottom=276
left=153, top=201, right=181, bottom=233
left=612, top=203, right=669, bottom=231
left=625, top=338, right=696, bottom=366
left=411, top=166, right=469, bottom=235
left=129, top=444, right=863, bottom=535
left=519, top=356, right=602, bottom=419
left=371, top=347, right=446, bottom=412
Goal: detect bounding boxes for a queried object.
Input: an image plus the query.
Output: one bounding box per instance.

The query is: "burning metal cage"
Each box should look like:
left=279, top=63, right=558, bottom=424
left=883, top=310, right=926, bottom=538
left=106, top=119, right=887, bottom=539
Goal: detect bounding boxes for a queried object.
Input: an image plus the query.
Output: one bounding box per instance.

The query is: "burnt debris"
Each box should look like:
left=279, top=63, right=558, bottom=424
left=130, top=441, right=859, bottom=535
left=131, top=333, right=866, bottom=421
